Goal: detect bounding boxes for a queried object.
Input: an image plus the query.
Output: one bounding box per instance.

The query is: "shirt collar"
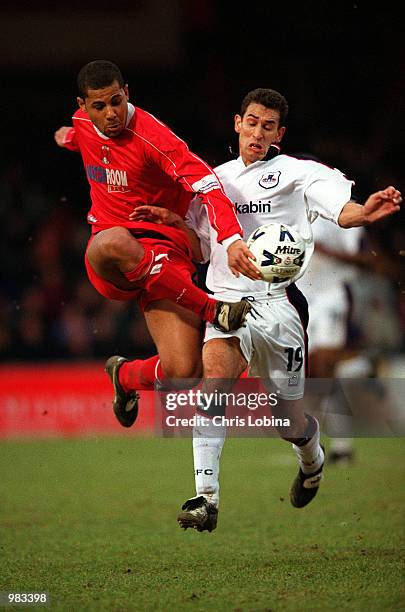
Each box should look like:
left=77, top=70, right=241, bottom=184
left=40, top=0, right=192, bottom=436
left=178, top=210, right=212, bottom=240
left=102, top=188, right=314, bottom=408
left=236, top=143, right=281, bottom=168
left=126, top=102, right=135, bottom=126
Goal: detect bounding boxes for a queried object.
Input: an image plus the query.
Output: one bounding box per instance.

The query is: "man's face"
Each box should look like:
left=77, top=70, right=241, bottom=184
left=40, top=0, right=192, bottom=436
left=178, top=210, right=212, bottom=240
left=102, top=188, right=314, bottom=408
left=78, top=80, right=129, bottom=138
left=235, top=103, right=286, bottom=166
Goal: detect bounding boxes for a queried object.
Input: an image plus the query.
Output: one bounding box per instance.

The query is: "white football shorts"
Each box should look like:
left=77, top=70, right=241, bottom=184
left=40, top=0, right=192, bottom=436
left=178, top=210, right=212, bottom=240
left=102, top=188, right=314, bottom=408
left=204, top=289, right=307, bottom=400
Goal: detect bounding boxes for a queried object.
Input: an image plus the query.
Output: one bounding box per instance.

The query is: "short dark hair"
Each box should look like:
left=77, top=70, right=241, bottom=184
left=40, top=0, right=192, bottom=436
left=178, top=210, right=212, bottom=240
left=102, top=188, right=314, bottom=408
left=240, top=88, right=289, bottom=126
left=77, top=60, right=125, bottom=98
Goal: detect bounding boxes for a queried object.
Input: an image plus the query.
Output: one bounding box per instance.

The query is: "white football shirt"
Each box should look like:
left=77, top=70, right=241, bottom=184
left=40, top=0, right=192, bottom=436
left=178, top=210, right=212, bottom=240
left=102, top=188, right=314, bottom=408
left=186, top=153, right=354, bottom=299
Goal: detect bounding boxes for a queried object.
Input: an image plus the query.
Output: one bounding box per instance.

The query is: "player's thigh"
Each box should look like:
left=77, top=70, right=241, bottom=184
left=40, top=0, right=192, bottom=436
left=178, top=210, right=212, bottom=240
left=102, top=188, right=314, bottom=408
left=86, top=227, right=143, bottom=288
left=203, top=336, right=248, bottom=384
left=144, top=299, right=202, bottom=380
left=203, top=323, right=250, bottom=387
left=249, top=299, right=306, bottom=401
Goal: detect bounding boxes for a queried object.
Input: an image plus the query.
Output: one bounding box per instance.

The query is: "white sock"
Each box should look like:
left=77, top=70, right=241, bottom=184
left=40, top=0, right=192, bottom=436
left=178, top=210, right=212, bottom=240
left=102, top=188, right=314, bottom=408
left=292, top=417, right=324, bottom=474
left=192, top=419, right=226, bottom=508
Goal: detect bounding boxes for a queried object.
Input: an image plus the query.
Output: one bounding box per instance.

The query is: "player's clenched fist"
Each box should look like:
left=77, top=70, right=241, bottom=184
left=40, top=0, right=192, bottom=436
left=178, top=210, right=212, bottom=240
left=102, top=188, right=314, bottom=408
left=54, top=126, right=72, bottom=147
left=227, top=239, right=262, bottom=280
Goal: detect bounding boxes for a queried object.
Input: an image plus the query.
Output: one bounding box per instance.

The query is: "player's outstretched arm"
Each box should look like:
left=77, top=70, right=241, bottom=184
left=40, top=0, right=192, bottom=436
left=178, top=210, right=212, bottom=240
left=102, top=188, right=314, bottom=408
left=130, top=205, right=203, bottom=262
left=338, top=186, right=402, bottom=228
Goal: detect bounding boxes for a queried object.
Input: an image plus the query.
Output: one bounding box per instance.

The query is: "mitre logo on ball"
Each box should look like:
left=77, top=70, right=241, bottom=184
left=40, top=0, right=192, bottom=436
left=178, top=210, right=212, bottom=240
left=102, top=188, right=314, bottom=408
left=275, top=245, right=301, bottom=255
left=247, top=222, right=306, bottom=283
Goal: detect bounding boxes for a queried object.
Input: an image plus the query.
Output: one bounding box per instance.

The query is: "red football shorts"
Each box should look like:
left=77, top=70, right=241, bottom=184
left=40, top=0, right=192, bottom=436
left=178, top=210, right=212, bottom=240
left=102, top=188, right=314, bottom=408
left=84, top=233, right=196, bottom=312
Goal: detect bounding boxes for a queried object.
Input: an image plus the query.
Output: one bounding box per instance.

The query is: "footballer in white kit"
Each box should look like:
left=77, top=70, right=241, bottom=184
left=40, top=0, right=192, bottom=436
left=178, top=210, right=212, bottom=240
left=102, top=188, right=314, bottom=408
left=176, top=88, right=400, bottom=533
left=297, top=218, right=364, bottom=353
left=186, top=148, right=354, bottom=400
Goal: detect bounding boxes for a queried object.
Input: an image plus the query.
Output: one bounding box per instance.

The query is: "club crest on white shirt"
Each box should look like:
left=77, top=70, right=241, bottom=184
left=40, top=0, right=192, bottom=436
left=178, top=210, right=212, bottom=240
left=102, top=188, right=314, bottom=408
left=259, top=171, right=280, bottom=189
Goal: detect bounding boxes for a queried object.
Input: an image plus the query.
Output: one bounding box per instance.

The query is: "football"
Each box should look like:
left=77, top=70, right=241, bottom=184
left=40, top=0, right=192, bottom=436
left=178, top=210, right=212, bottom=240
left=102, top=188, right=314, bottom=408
left=246, top=222, right=306, bottom=283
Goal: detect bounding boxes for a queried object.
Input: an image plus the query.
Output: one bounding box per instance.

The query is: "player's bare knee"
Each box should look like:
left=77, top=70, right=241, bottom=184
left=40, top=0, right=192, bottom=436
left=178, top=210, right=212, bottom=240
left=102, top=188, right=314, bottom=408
left=88, top=227, right=143, bottom=268
left=161, top=359, right=202, bottom=382
left=204, top=363, right=232, bottom=380
left=203, top=358, right=245, bottom=381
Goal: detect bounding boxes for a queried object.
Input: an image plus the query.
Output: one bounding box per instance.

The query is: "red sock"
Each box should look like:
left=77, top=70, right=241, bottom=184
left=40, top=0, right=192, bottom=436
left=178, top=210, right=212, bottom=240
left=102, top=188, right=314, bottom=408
left=119, top=355, right=164, bottom=392
left=123, top=244, right=217, bottom=322
left=146, top=271, right=217, bottom=322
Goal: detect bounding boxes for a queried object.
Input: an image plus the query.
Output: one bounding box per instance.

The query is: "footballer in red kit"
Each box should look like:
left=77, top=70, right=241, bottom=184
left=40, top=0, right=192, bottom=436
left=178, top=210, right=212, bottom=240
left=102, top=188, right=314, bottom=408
left=55, top=60, right=258, bottom=426
left=62, top=103, right=243, bottom=243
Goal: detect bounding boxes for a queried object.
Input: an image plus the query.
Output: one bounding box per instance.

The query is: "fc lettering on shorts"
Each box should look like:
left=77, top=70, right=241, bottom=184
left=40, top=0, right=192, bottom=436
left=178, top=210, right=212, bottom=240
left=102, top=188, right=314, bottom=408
left=195, top=469, right=213, bottom=475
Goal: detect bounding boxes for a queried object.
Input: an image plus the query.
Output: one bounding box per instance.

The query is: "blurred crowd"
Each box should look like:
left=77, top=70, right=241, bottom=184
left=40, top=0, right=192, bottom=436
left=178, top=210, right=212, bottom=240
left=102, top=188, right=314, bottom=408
left=0, top=147, right=404, bottom=364
left=0, top=159, right=155, bottom=361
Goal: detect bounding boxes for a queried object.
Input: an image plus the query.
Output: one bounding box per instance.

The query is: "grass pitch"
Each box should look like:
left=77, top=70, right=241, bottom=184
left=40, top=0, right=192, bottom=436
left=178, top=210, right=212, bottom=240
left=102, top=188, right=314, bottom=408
left=1, top=436, right=404, bottom=611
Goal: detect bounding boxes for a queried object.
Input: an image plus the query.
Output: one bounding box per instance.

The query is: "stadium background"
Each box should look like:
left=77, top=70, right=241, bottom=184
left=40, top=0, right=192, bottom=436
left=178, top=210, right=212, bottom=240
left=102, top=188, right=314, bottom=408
left=1, top=3, right=404, bottom=610
left=1, top=1, right=404, bottom=365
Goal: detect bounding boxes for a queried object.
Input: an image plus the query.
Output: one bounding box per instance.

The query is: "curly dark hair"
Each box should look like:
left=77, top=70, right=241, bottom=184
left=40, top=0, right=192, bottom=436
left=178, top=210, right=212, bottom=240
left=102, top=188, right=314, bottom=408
left=77, top=60, right=125, bottom=98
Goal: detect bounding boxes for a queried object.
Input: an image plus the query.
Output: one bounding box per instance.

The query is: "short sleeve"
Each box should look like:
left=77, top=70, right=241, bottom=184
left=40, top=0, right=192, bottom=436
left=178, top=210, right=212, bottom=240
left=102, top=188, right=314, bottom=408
left=305, top=167, right=354, bottom=224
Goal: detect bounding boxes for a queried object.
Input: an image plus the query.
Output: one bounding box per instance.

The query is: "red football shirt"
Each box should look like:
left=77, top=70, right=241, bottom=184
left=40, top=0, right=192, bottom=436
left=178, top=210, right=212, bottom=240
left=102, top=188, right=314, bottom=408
left=62, top=103, right=242, bottom=243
